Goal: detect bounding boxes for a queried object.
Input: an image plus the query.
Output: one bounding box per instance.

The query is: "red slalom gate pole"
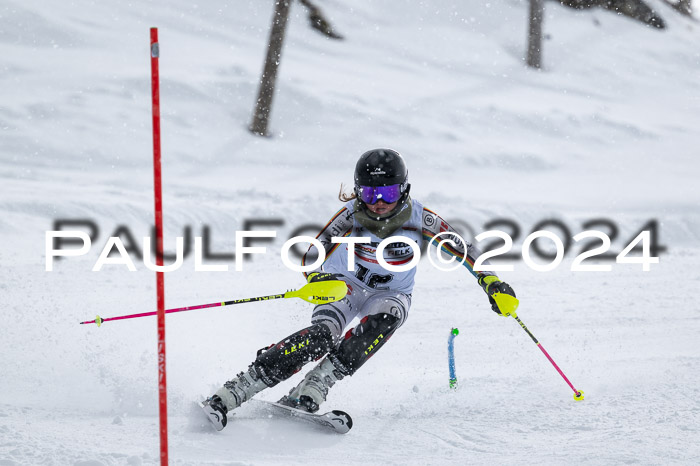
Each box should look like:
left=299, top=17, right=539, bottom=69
left=150, top=27, right=168, bottom=465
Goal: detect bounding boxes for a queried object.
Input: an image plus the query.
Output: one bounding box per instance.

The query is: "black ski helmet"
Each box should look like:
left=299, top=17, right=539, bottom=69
left=354, top=148, right=410, bottom=201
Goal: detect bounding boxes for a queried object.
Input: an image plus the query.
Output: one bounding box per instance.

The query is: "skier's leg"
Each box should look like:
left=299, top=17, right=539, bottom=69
left=206, top=323, right=334, bottom=424
left=251, top=323, right=335, bottom=386
left=283, top=290, right=410, bottom=412
left=330, top=290, right=411, bottom=376
left=280, top=291, right=358, bottom=412
left=309, top=291, right=356, bottom=345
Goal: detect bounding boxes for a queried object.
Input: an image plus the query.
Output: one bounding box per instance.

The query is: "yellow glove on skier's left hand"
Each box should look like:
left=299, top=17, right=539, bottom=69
left=478, top=275, right=516, bottom=316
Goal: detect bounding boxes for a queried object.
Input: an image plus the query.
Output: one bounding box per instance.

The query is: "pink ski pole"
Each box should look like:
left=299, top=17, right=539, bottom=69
left=493, top=292, right=584, bottom=401
left=79, top=281, right=348, bottom=327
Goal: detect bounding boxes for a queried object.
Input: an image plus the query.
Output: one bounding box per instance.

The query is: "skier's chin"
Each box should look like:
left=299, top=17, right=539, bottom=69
left=367, top=201, right=398, bottom=215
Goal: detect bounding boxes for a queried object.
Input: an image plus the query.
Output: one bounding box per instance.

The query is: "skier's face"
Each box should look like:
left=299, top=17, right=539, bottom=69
left=365, top=199, right=398, bottom=215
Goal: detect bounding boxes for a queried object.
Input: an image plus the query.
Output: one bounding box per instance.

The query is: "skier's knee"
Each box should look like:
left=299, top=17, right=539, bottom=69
left=310, top=301, right=350, bottom=342
left=252, top=324, right=334, bottom=386
left=329, top=313, right=399, bottom=376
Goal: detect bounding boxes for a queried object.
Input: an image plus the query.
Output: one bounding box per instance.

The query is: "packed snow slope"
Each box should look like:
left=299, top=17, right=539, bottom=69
left=1, top=0, right=699, bottom=464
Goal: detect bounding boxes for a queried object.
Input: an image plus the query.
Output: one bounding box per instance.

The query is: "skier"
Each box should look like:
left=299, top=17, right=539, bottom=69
left=201, top=148, right=516, bottom=430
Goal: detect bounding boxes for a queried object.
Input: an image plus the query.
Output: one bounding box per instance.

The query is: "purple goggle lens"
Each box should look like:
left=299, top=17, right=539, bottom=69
left=358, top=184, right=403, bottom=205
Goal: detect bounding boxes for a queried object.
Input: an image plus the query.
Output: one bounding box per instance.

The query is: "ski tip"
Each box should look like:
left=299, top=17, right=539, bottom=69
left=330, top=410, right=353, bottom=432
left=199, top=399, right=228, bottom=431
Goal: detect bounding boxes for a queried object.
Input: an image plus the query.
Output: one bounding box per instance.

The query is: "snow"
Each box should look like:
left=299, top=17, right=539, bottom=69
left=1, top=0, right=700, bottom=464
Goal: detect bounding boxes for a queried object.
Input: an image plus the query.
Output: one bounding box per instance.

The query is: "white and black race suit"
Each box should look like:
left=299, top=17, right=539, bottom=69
left=302, top=199, right=493, bottom=343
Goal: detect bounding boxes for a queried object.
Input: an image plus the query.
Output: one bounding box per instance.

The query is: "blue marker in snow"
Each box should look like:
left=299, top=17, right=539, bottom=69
left=448, top=328, right=459, bottom=389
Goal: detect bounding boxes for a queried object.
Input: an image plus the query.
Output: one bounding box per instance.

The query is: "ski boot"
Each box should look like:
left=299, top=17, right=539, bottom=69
left=202, top=365, right=268, bottom=431
left=278, top=356, right=344, bottom=413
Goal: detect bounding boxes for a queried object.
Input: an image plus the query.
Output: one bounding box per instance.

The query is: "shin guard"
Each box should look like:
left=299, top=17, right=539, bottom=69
left=329, top=313, right=399, bottom=376
left=252, top=324, right=334, bottom=386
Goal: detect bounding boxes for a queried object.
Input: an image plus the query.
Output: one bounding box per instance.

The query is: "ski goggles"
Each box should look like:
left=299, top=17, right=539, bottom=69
left=357, top=184, right=403, bottom=205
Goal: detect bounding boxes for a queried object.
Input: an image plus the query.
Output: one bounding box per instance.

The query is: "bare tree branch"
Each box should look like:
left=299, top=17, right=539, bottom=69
left=661, top=0, right=695, bottom=18
left=298, top=0, right=344, bottom=40
left=557, top=0, right=666, bottom=28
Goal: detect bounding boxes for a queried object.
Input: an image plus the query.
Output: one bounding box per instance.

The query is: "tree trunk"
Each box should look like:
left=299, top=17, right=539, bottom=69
left=527, top=0, right=545, bottom=69
left=250, top=0, right=292, bottom=137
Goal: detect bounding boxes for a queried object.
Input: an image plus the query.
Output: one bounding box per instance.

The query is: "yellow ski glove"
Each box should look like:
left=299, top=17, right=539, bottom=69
left=478, top=275, right=516, bottom=316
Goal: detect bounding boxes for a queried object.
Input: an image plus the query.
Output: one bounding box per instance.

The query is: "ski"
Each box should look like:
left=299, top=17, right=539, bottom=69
left=198, top=399, right=229, bottom=432
left=254, top=400, right=353, bottom=434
